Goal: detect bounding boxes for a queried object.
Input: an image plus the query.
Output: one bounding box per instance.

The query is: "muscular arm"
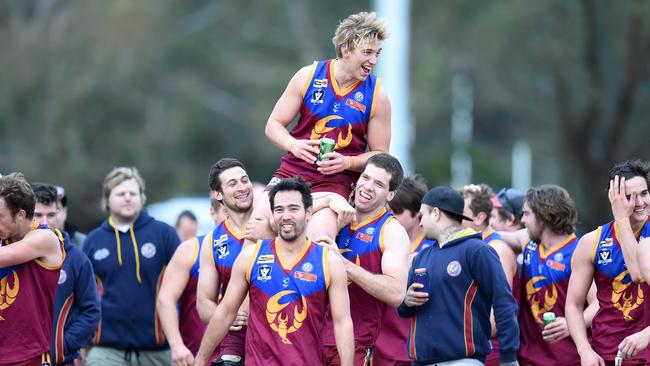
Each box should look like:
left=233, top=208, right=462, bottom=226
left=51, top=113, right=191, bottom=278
left=566, top=232, right=601, bottom=360
left=0, top=229, right=62, bottom=267
left=265, top=66, right=320, bottom=162
left=583, top=281, right=599, bottom=328
left=197, top=235, right=219, bottom=323
left=194, top=246, right=253, bottom=366
left=638, top=238, right=650, bottom=281
left=327, top=250, right=354, bottom=366
left=345, top=220, right=408, bottom=307
left=488, top=240, right=516, bottom=335
left=157, top=239, right=197, bottom=365
left=496, top=228, right=528, bottom=254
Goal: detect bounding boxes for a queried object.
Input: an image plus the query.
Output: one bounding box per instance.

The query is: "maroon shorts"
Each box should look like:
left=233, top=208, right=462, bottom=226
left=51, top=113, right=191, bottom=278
left=268, top=165, right=355, bottom=200
left=3, top=353, right=50, bottom=366
left=216, top=326, right=246, bottom=358
left=323, top=344, right=371, bottom=366
left=604, top=360, right=646, bottom=366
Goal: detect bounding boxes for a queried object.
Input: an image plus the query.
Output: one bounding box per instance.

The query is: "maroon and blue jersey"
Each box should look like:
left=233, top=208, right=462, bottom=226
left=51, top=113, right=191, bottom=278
left=245, top=239, right=330, bottom=365
left=323, top=208, right=394, bottom=347
left=178, top=235, right=206, bottom=355
left=276, top=59, right=380, bottom=197
left=590, top=218, right=650, bottom=362
left=374, top=233, right=436, bottom=362
left=209, top=219, right=245, bottom=296
left=0, top=224, right=64, bottom=364
left=518, top=234, right=582, bottom=365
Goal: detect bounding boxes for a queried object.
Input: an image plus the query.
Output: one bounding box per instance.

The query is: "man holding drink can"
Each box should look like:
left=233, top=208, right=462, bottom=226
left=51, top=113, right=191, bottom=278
left=398, top=186, right=520, bottom=366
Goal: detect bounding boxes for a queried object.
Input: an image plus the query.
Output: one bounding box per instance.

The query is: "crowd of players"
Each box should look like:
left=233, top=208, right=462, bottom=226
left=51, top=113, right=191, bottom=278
left=1, top=10, right=649, bottom=366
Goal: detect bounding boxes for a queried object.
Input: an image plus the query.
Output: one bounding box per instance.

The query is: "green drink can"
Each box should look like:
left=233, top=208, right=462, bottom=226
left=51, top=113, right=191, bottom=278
left=543, top=312, right=556, bottom=326
left=317, top=138, right=336, bottom=162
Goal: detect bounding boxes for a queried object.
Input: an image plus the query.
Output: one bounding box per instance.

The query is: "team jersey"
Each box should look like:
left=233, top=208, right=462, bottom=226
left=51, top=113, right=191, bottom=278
left=518, top=234, right=582, bottom=365
left=178, top=235, right=206, bottom=355
left=277, top=59, right=380, bottom=195
left=0, top=224, right=64, bottom=364
left=246, top=239, right=330, bottom=365
left=591, top=218, right=650, bottom=362
left=323, top=208, right=394, bottom=347
left=374, top=233, right=436, bottom=361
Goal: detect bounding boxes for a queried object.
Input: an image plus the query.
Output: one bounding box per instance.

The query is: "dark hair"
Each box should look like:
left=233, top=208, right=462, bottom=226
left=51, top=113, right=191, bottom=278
left=459, top=184, right=495, bottom=222
left=210, top=197, right=222, bottom=211
left=607, top=159, right=650, bottom=190
left=495, top=207, right=522, bottom=227
left=32, top=183, right=59, bottom=207
left=268, top=177, right=313, bottom=210
left=175, top=210, right=198, bottom=227
left=388, top=174, right=428, bottom=215
left=525, top=184, right=577, bottom=235
left=209, top=158, right=246, bottom=192
left=365, top=153, right=404, bottom=191
left=0, top=173, right=36, bottom=219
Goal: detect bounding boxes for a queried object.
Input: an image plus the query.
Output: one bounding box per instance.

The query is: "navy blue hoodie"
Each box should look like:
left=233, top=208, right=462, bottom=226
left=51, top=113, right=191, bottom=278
left=51, top=231, right=101, bottom=365
left=83, top=210, right=180, bottom=350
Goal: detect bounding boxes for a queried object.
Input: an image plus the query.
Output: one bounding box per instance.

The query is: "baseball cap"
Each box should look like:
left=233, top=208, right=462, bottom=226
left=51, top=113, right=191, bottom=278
left=491, top=188, right=524, bottom=219
left=421, top=186, right=473, bottom=222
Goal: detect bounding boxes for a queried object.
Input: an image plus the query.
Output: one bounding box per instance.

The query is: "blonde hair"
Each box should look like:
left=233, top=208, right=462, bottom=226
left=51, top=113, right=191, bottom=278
left=102, top=166, right=147, bottom=212
left=332, top=12, right=389, bottom=58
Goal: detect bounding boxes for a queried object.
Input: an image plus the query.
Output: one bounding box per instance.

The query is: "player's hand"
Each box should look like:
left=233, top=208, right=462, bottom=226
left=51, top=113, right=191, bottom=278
left=404, top=282, right=429, bottom=307
left=245, top=215, right=274, bottom=241
left=317, top=151, right=349, bottom=175
left=609, top=175, right=636, bottom=221
left=170, top=343, right=194, bottom=366
left=230, top=309, right=248, bottom=331
left=618, top=328, right=650, bottom=360
left=315, top=235, right=340, bottom=253
left=328, top=195, right=355, bottom=229
left=578, top=347, right=605, bottom=366
left=542, top=316, right=570, bottom=343
left=289, top=139, right=320, bottom=164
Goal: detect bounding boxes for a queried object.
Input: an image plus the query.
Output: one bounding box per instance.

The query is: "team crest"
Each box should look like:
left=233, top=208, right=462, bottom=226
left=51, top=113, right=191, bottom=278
left=282, top=277, right=290, bottom=288
left=141, top=243, right=156, bottom=259
left=301, top=262, right=313, bottom=273
left=257, top=265, right=272, bottom=282
left=354, top=91, right=364, bottom=102
left=365, top=227, right=375, bottom=235
left=333, top=103, right=340, bottom=113
left=447, top=261, right=462, bottom=277
left=0, top=271, right=19, bottom=311
left=217, top=242, right=230, bottom=260
left=93, top=248, right=110, bottom=261
left=311, top=90, right=324, bottom=105
left=597, top=248, right=613, bottom=265
left=266, top=290, right=308, bottom=344
left=58, top=269, right=67, bottom=285
left=553, top=253, right=564, bottom=262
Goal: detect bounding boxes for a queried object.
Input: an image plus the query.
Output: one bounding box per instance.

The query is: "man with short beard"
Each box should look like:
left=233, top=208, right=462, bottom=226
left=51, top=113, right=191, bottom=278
left=195, top=158, right=258, bottom=365
left=83, top=167, right=180, bottom=366
left=194, top=177, right=354, bottom=366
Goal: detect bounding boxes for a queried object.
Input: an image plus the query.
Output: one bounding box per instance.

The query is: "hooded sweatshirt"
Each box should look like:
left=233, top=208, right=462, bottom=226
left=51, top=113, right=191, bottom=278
left=83, top=210, right=180, bottom=350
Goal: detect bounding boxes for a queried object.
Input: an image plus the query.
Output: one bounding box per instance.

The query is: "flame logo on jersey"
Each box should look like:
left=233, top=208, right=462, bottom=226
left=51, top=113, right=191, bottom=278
left=0, top=271, right=19, bottom=311
left=310, top=116, right=353, bottom=150
left=612, top=270, right=644, bottom=321
left=339, top=248, right=361, bottom=285
left=265, top=290, right=308, bottom=345
left=526, top=276, right=558, bottom=323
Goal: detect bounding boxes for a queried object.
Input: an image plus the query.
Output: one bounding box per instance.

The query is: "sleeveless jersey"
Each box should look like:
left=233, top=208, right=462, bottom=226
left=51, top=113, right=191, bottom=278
left=278, top=59, right=380, bottom=193
left=0, top=225, right=63, bottom=363
left=518, top=234, right=582, bottom=365
left=246, top=239, right=330, bottom=365
left=591, top=219, right=650, bottom=361
left=178, top=235, right=207, bottom=355
left=323, top=208, right=394, bottom=347
left=374, top=233, right=436, bottom=361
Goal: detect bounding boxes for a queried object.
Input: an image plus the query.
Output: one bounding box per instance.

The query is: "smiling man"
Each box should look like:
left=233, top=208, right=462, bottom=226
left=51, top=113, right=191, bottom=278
left=263, top=11, right=392, bottom=242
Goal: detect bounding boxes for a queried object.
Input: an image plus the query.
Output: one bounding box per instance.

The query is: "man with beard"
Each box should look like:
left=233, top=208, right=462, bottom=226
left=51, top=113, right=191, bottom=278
left=318, top=153, right=410, bottom=365
left=567, top=160, right=650, bottom=366
left=263, top=11, right=392, bottom=243
left=194, top=158, right=258, bottom=365
left=515, top=185, right=597, bottom=366
left=194, top=177, right=354, bottom=366
left=0, top=173, right=65, bottom=366
left=83, top=167, right=180, bottom=366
